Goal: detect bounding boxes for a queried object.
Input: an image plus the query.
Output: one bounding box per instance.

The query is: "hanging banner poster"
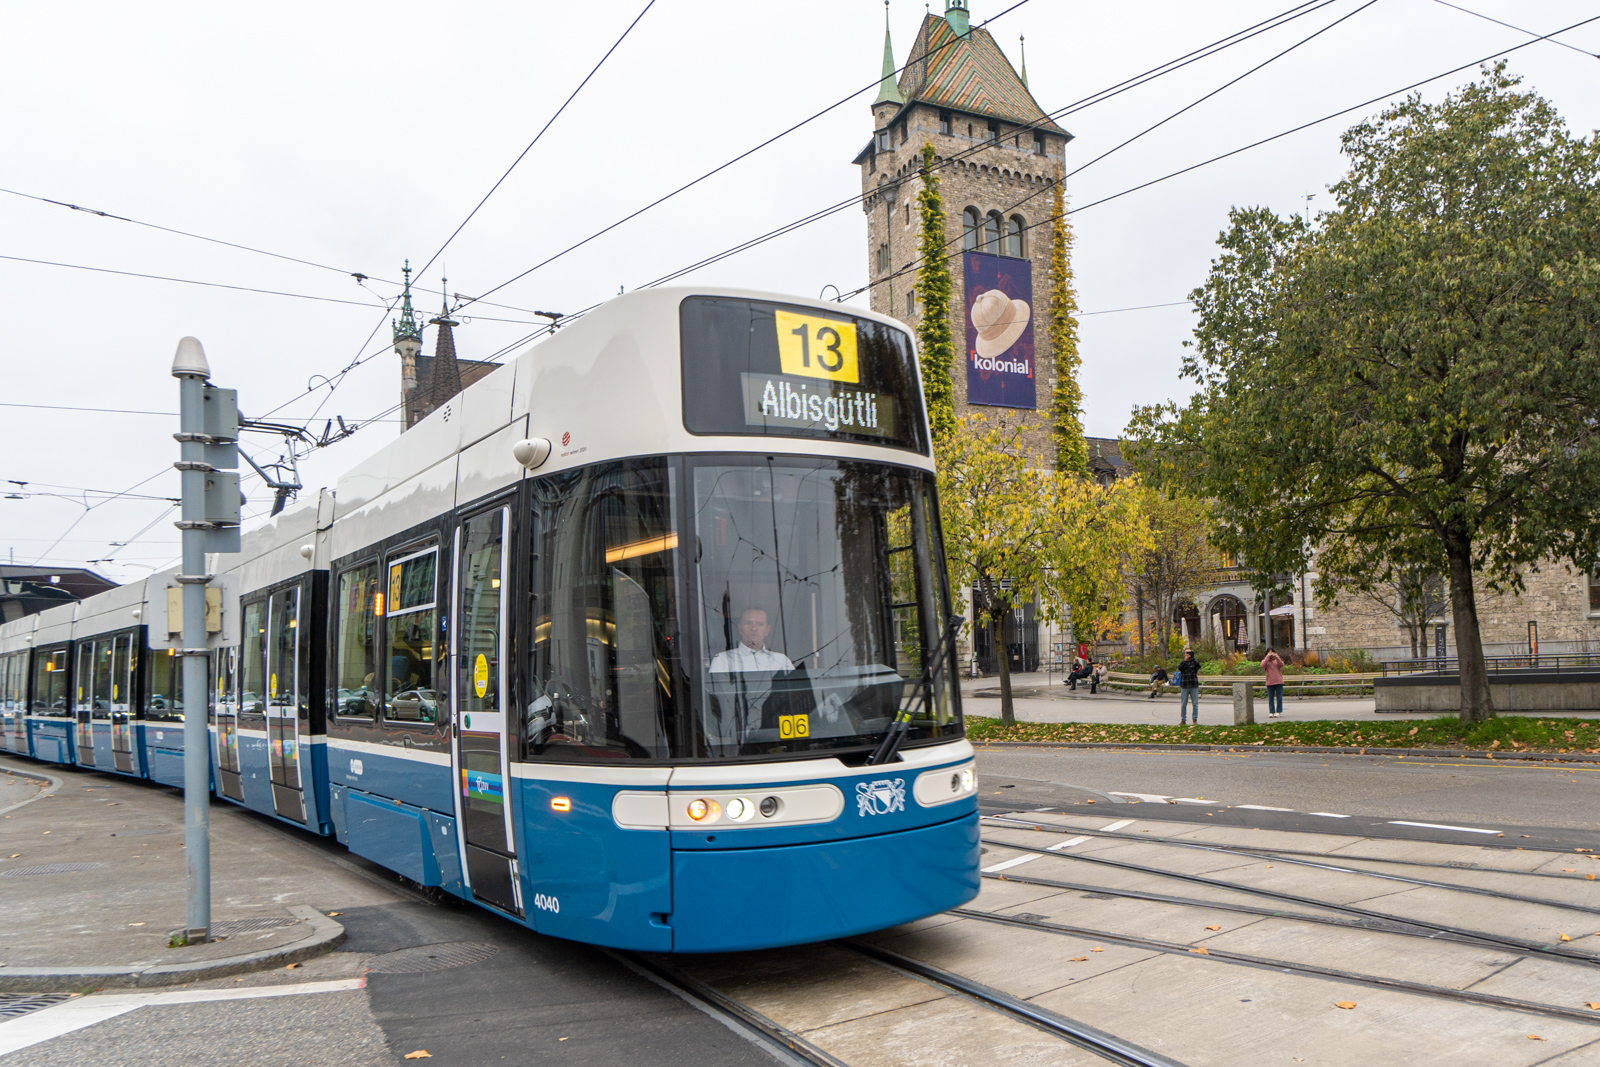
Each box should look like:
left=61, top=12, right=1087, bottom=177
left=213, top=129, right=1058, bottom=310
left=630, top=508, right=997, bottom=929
left=964, top=251, right=1036, bottom=409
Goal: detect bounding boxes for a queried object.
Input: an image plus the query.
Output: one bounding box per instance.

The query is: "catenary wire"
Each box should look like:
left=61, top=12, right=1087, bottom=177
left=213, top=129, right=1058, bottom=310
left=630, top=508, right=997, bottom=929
left=846, top=10, right=1600, bottom=301
left=414, top=0, right=658, bottom=280
left=1431, top=0, right=1600, bottom=58
left=455, top=0, right=1038, bottom=312
left=502, top=0, right=1362, bottom=335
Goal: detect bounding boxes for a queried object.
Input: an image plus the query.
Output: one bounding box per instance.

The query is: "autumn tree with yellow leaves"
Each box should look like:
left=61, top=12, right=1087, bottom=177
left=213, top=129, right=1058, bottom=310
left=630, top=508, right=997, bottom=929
left=938, top=415, right=1147, bottom=723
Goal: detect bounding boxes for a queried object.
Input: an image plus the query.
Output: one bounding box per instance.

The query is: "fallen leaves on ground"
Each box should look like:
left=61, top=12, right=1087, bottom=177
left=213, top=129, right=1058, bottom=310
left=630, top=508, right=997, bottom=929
left=1091, top=947, right=1104, bottom=952
left=1561, top=934, right=1572, bottom=942
left=1335, top=1002, right=1356, bottom=1010
left=327, top=912, right=342, bottom=917
left=1586, top=1002, right=1600, bottom=1010
left=1205, top=925, right=1222, bottom=931
left=1528, top=1035, right=1546, bottom=1041
left=285, top=962, right=301, bottom=969
left=403, top=1053, right=432, bottom=1060
left=1070, top=956, right=1088, bottom=962
left=1192, top=947, right=1210, bottom=955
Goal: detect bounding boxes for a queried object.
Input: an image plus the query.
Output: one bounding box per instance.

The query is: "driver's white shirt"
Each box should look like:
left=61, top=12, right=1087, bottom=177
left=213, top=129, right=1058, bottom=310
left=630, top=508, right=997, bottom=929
left=709, top=644, right=794, bottom=674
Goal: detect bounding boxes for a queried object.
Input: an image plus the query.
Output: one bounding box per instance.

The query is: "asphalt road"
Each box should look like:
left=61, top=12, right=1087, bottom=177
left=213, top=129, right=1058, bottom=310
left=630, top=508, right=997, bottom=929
left=973, top=746, right=1600, bottom=849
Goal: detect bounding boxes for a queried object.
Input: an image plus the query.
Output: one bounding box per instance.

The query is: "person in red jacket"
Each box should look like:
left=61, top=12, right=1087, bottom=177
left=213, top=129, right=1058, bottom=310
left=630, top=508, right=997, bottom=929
left=1262, top=649, right=1285, bottom=717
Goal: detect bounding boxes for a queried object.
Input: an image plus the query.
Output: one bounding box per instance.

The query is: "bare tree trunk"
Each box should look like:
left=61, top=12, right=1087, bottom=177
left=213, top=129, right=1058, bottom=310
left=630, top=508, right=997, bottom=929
left=1136, top=587, right=1145, bottom=659
left=994, top=610, right=1015, bottom=725
left=1446, top=535, right=1493, bottom=722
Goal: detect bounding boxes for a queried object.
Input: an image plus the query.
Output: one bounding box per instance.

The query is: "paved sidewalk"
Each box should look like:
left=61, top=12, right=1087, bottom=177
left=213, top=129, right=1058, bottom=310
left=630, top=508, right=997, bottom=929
left=0, top=757, right=394, bottom=985
left=960, top=671, right=1391, bottom=724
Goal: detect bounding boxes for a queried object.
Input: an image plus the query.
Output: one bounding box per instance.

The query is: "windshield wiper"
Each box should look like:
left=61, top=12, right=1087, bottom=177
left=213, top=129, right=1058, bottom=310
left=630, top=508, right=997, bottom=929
left=867, top=615, right=964, bottom=766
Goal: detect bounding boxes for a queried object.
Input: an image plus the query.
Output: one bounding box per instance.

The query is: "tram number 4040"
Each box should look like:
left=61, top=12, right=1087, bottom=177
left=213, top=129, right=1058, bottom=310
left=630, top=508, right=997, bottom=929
left=534, top=893, right=560, bottom=914
left=778, top=714, right=809, bottom=739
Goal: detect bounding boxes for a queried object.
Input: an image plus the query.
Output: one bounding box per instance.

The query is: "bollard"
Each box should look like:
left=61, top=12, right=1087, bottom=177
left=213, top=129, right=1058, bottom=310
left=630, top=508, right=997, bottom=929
left=1232, top=681, right=1255, bottom=725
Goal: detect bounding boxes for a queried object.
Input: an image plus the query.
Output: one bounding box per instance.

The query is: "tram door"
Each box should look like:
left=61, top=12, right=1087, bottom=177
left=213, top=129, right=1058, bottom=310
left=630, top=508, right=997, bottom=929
left=266, top=588, right=307, bottom=823
left=451, top=507, right=520, bottom=915
left=110, top=634, right=135, bottom=773
left=215, top=646, right=243, bottom=801
left=74, top=643, right=96, bottom=766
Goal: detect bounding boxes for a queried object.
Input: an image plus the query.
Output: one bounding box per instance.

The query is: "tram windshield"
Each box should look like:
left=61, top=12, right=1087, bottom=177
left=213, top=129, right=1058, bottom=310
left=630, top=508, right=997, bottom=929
left=692, top=456, right=959, bottom=757
left=522, top=454, right=961, bottom=762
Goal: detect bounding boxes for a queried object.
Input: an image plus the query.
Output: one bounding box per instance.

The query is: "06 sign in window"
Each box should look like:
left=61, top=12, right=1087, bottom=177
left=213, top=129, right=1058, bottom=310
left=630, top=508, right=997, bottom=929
left=775, top=310, right=859, bottom=384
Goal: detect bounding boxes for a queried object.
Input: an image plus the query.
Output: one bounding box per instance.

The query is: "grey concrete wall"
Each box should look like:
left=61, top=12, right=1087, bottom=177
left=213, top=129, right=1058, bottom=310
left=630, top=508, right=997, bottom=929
left=1375, top=672, right=1600, bottom=713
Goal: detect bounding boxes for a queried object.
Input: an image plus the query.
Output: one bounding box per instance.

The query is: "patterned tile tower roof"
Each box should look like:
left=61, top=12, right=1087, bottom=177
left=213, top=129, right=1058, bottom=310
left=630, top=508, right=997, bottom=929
left=896, top=6, right=1064, bottom=133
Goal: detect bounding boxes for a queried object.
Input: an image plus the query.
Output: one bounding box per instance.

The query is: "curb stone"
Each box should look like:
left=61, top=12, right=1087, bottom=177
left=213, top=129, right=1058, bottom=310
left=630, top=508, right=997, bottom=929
left=974, top=740, right=1600, bottom=763
left=0, top=905, right=345, bottom=992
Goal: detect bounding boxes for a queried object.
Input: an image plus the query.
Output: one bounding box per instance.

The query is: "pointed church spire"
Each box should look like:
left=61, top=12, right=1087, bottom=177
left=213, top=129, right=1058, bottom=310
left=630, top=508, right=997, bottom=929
left=873, top=1, right=904, bottom=106
left=1019, top=34, right=1028, bottom=88
left=427, top=274, right=462, bottom=410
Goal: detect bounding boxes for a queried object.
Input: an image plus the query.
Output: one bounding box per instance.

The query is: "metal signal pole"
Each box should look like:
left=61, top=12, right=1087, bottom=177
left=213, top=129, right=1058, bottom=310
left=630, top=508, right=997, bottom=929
left=172, top=337, right=240, bottom=944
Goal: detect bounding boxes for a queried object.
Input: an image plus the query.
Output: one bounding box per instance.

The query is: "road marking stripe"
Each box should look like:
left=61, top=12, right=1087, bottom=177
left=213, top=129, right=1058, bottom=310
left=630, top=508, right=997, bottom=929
left=1308, top=812, right=1352, bottom=818
left=1172, top=798, right=1213, bottom=805
left=1110, top=792, right=1171, bottom=803
left=1388, top=820, right=1500, bottom=835
left=1236, top=805, right=1294, bottom=812
left=1101, top=819, right=1136, bottom=833
left=0, top=978, right=365, bottom=1056
left=982, top=854, right=1040, bottom=873
left=1047, top=836, right=1090, bottom=851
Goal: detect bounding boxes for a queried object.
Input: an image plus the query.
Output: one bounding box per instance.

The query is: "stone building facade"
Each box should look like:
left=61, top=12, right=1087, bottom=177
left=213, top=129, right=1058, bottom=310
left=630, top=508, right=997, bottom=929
left=854, top=0, right=1071, bottom=467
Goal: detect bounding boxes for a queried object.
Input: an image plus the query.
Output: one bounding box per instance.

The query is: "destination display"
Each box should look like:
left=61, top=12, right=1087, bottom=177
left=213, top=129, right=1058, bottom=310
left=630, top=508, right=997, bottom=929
left=740, top=373, right=896, bottom=438
left=680, top=296, right=927, bottom=453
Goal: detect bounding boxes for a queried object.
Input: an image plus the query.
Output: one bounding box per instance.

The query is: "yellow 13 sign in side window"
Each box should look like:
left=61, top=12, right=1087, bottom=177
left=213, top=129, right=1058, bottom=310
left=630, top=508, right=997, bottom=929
left=775, top=310, right=859, bottom=384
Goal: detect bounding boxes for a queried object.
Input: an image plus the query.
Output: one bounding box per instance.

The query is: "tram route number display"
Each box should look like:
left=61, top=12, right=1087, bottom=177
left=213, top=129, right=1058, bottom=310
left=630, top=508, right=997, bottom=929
left=778, top=714, right=809, bottom=739
left=741, top=374, right=896, bottom=439
left=774, top=310, right=859, bottom=383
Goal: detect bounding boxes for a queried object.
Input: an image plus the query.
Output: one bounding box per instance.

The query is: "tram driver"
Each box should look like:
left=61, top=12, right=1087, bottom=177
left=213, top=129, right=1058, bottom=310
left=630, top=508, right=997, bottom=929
left=707, top=607, right=797, bottom=746
left=709, top=608, right=793, bottom=674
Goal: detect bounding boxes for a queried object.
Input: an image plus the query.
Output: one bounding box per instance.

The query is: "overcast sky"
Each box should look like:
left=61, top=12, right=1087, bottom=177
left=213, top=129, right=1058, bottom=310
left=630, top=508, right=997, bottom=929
left=3, top=0, right=1598, bottom=584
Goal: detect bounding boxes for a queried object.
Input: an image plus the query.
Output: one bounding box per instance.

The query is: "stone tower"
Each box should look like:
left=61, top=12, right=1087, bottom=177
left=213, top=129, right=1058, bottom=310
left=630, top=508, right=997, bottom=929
left=854, top=0, right=1072, bottom=463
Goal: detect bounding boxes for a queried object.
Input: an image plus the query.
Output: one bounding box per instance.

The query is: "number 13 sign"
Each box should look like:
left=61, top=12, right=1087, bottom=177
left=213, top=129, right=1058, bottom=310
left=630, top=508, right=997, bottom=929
left=775, top=310, right=859, bottom=384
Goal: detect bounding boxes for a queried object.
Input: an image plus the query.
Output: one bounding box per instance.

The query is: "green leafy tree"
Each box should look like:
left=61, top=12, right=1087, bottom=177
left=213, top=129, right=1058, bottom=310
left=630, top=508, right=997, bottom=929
left=1046, top=179, right=1088, bottom=475
left=1126, top=67, right=1600, bottom=721
left=915, top=142, right=957, bottom=444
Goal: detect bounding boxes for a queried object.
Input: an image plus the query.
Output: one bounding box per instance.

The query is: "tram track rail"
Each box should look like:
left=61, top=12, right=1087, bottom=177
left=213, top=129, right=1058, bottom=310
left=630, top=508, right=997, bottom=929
left=975, top=833, right=1600, bottom=965
left=841, top=939, right=1191, bottom=1067
left=615, top=951, right=848, bottom=1067
left=948, top=907, right=1600, bottom=1026
left=984, top=816, right=1600, bottom=912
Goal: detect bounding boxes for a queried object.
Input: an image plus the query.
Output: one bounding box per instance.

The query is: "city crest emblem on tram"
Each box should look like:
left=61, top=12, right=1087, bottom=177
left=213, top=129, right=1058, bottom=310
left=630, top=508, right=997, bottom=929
left=856, top=778, right=906, bottom=817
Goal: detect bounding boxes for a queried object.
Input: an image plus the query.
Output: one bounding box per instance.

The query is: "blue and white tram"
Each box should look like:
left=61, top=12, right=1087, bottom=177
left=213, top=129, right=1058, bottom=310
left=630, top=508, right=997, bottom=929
left=0, top=286, right=980, bottom=952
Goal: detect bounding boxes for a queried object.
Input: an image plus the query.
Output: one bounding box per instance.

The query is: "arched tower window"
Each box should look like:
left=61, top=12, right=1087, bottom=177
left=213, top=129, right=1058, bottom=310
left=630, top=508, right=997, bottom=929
left=982, top=211, right=1002, bottom=252
left=1006, top=215, right=1025, bottom=258
left=962, top=208, right=981, bottom=251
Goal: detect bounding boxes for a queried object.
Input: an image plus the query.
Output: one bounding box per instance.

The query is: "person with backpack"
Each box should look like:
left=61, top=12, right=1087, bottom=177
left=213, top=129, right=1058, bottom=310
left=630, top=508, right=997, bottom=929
left=1175, top=648, right=1202, bottom=724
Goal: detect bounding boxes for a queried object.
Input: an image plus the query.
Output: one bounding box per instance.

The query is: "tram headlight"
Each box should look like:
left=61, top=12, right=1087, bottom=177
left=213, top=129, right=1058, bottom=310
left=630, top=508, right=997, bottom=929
left=725, top=797, right=755, bottom=822
left=960, top=768, right=976, bottom=793
left=687, top=798, right=720, bottom=822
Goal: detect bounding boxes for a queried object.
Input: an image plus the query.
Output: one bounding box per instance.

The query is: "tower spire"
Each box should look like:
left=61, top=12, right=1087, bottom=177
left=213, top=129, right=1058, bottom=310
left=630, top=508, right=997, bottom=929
left=1020, top=34, right=1028, bottom=88
left=392, top=260, right=422, bottom=355
left=427, top=272, right=462, bottom=411
left=873, top=0, right=904, bottom=106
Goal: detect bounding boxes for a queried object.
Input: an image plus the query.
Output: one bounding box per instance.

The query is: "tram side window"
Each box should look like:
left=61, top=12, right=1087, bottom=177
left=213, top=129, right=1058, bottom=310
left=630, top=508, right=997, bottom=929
left=526, top=458, right=682, bottom=760
left=75, top=643, right=95, bottom=715
left=240, top=600, right=266, bottom=716
left=267, top=588, right=300, bottom=715
left=146, top=648, right=182, bottom=722
left=384, top=549, right=438, bottom=724
left=33, top=649, right=69, bottom=715
left=335, top=562, right=380, bottom=719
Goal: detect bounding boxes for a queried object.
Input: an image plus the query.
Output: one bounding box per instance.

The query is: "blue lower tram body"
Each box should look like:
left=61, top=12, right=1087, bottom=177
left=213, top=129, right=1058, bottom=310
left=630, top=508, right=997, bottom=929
left=322, top=745, right=980, bottom=952
left=5, top=725, right=979, bottom=952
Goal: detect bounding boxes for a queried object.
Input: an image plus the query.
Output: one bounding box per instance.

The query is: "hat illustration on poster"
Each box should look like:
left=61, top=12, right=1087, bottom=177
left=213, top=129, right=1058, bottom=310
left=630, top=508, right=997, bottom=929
left=971, top=289, right=1031, bottom=359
